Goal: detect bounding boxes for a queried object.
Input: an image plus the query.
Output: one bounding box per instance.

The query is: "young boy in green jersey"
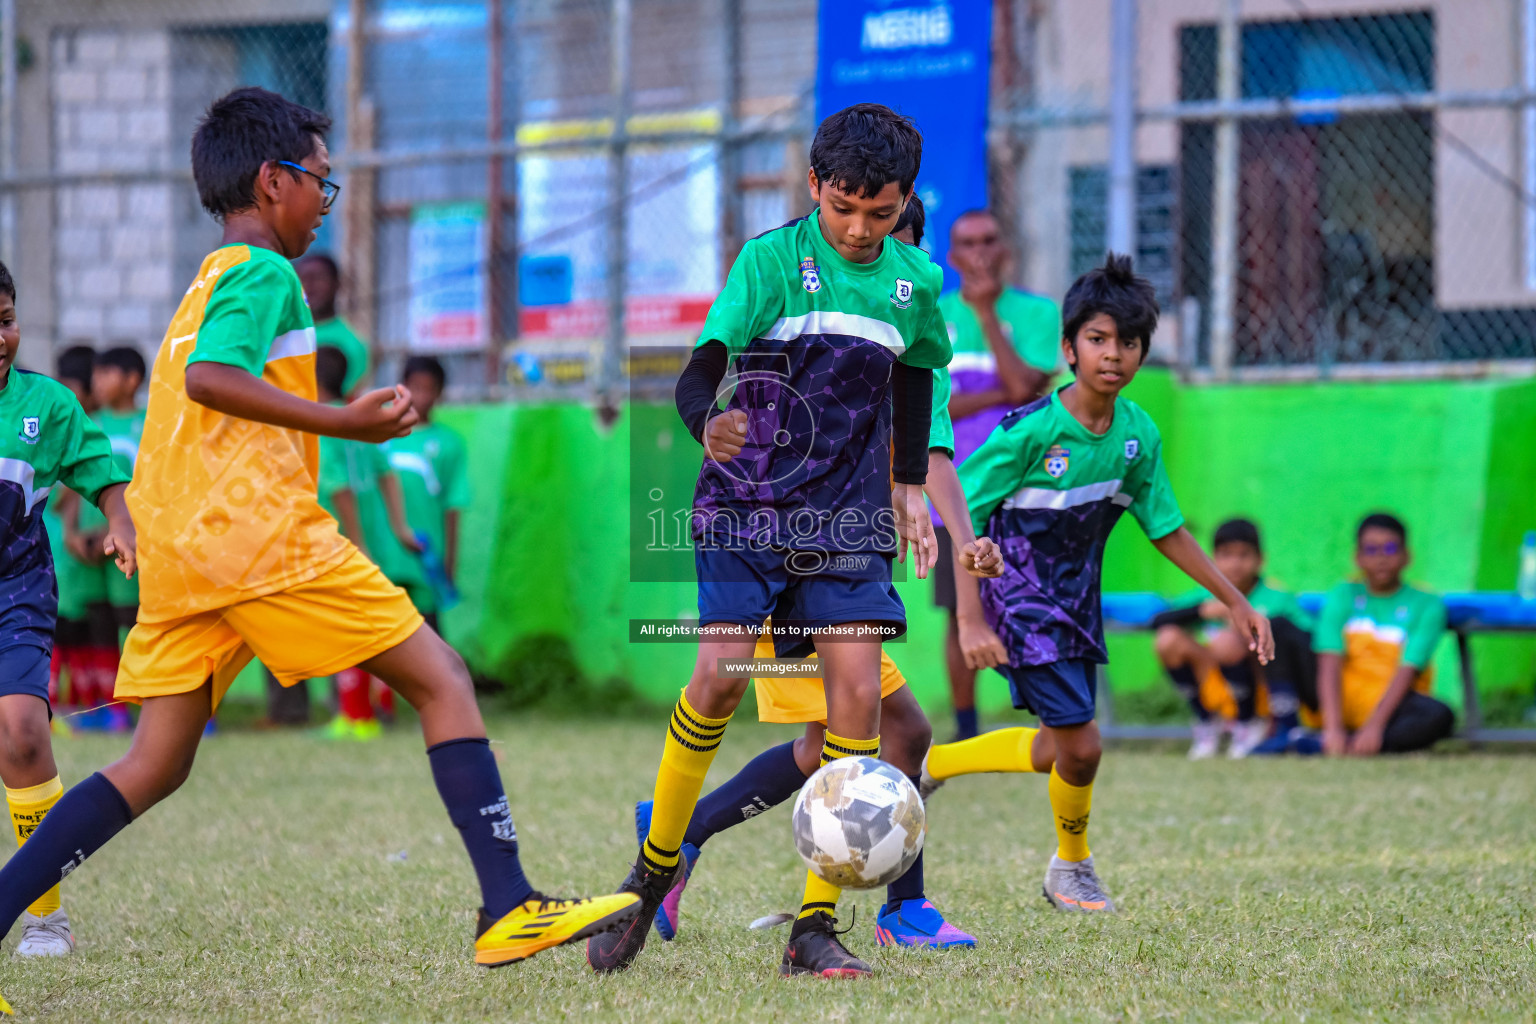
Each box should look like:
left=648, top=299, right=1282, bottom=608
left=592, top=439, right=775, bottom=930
left=0, top=260, right=136, bottom=959
left=1151, top=518, right=1313, bottom=759
left=629, top=204, right=1000, bottom=953
left=589, top=102, right=950, bottom=978
left=385, top=354, right=469, bottom=630
left=1315, top=513, right=1453, bottom=756
left=296, top=252, right=371, bottom=398
left=921, top=253, right=1274, bottom=914
left=314, top=345, right=425, bottom=739
left=0, top=89, right=637, bottom=981
left=44, top=346, right=99, bottom=718
left=69, top=346, right=148, bottom=732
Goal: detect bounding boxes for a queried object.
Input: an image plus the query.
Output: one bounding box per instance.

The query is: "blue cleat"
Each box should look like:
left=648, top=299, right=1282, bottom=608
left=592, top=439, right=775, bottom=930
left=633, top=799, right=699, bottom=941
left=874, top=899, right=976, bottom=949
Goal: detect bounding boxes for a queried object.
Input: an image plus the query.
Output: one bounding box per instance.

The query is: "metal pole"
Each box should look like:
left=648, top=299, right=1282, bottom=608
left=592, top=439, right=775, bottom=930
left=1105, top=0, right=1137, bottom=257
left=344, top=0, right=378, bottom=357
left=1208, top=0, right=1241, bottom=380
left=1, top=0, right=17, bottom=269
left=1523, top=0, right=1536, bottom=290
left=719, top=0, right=743, bottom=273
left=485, top=0, right=506, bottom=389
left=602, top=0, right=631, bottom=403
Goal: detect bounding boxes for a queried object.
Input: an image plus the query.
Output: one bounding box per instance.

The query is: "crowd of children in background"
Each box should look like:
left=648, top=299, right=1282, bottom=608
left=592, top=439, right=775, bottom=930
left=47, top=253, right=470, bottom=743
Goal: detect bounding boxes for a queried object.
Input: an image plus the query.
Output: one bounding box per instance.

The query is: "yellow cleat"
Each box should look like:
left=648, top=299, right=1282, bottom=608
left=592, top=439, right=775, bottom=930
left=0, top=988, right=13, bottom=1014
left=474, top=891, right=641, bottom=967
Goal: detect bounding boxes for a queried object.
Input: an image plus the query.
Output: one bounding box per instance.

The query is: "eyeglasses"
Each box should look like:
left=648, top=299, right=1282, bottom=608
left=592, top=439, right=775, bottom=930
left=1359, top=542, right=1402, bottom=557
left=277, top=160, right=340, bottom=212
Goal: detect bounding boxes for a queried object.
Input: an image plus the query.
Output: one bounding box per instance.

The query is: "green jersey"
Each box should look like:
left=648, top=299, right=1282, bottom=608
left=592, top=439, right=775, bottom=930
left=1313, top=581, right=1444, bottom=729
left=317, top=430, right=424, bottom=591
left=0, top=369, right=128, bottom=649
left=929, top=367, right=955, bottom=459
left=384, top=423, right=469, bottom=558
left=315, top=317, right=371, bottom=396
left=959, top=387, right=1183, bottom=665
left=692, top=209, right=951, bottom=554
left=77, top=406, right=144, bottom=533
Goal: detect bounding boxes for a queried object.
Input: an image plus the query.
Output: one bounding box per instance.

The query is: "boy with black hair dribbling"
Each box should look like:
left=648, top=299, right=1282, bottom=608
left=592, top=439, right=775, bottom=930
left=921, top=253, right=1274, bottom=914
left=590, top=102, right=951, bottom=978
left=0, top=87, right=638, bottom=978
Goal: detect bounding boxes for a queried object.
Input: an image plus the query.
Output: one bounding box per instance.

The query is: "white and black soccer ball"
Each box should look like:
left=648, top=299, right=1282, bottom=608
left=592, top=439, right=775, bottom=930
left=791, top=756, right=925, bottom=890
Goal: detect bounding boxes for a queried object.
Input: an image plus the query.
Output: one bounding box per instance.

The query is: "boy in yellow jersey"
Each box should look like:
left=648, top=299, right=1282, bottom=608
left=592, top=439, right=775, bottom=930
left=0, top=88, right=636, bottom=971
left=1316, top=513, right=1453, bottom=756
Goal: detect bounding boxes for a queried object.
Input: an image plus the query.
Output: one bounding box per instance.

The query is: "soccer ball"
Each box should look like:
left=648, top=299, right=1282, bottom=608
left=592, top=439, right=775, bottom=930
left=791, top=756, right=925, bottom=889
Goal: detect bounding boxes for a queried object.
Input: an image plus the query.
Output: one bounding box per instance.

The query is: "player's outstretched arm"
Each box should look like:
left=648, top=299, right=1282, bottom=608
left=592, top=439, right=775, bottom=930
left=97, top=483, right=137, bottom=579
left=378, top=472, right=423, bottom=552
left=922, top=451, right=1001, bottom=578
left=1151, top=526, right=1275, bottom=663
left=185, top=362, right=418, bottom=443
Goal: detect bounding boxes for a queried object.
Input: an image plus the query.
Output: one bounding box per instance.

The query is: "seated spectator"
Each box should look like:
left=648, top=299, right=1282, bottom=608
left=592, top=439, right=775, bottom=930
left=1152, top=518, right=1313, bottom=759
left=1315, top=513, right=1454, bottom=756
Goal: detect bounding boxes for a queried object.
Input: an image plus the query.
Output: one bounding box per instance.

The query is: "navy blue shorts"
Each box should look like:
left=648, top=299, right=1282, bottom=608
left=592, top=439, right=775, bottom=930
left=1001, top=658, right=1099, bottom=728
left=0, top=644, right=52, bottom=705
left=695, top=546, right=905, bottom=658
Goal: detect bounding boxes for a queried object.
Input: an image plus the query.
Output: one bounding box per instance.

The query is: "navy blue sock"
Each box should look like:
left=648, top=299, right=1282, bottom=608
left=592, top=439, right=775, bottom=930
left=0, top=772, right=132, bottom=941
left=1168, top=665, right=1210, bottom=720
left=954, top=707, right=979, bottom=739
left=683, top=741, right=806, bottom=850
left=1266, top=678, right=1302, bottom=732
left=884, top=774, right=926, bottom=907
left=1220, top=660, right=1258, bottom=720
left=427, top=737, right=533, bottom=918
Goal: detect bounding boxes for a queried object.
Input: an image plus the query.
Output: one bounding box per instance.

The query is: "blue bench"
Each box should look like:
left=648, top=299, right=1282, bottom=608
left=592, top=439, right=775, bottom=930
left=1097, top=592, right=1536, bottom=745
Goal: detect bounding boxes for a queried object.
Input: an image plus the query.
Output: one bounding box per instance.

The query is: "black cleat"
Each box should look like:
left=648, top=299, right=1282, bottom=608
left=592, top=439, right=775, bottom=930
left=585, top=857, right=677, bottom=974
left=779, top=910, right=872, bottom=978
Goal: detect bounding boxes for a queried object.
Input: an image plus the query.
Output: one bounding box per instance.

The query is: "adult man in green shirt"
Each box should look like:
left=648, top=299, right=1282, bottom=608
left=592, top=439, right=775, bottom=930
left=296, top=253, right=371, bottom=397
left=386, top=355, right=469, bottom=628
left=934, top=208, right=1061, bottom=740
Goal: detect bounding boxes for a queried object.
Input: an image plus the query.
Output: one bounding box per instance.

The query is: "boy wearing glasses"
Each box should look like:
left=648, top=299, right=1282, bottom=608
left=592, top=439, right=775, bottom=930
left=0, top=87, right=638, bottom=975
left=1315, top=513, right=1453, bottom=756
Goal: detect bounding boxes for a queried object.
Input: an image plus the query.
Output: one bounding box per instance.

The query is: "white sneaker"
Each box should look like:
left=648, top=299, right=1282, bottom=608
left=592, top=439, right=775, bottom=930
left=918, top=749, right=944, bottom=800
left=1227, top=719, right=1270, bottom=759
left=1188, top=721, right=1221, bottom=760
left=15, top=909, right=74, bottom=957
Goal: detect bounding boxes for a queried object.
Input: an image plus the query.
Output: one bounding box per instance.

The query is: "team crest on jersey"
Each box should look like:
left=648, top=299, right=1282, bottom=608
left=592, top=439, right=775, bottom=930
left=18, top=416, right=39, bottom=444
left=1124, top=438, right=1140, bottom=461
left=800, top=257, right=822, bottom=293
left=891, top=277, right=914, bottom=308
left=1044, top=444, right=1070, bottom=478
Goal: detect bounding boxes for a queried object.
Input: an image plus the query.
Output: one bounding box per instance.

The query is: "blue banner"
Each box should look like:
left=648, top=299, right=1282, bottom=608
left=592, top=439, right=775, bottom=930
left=816, top=2, right=991, bottom=292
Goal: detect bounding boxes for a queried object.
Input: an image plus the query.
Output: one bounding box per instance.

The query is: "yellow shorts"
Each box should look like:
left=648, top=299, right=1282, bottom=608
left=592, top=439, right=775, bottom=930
left=751, top=638, right=907, bottom=725
left=116, top=549, right=424, bottom=711
left=1198, top=666, right=1271, bottom=721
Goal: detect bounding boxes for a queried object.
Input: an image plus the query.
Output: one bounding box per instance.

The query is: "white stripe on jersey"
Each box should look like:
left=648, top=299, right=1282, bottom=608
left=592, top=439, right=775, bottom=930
left=0, top=458, right=53, bottom=516
left=760, top=312, right=905, bottom=354
left=1002, top=478, right=1131, bottom=512
left=267, top=326, right=317, bottom=364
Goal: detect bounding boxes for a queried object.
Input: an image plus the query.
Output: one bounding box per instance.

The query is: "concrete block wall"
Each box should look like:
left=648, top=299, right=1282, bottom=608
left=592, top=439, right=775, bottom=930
left=50, top=27, right=181, bottom=358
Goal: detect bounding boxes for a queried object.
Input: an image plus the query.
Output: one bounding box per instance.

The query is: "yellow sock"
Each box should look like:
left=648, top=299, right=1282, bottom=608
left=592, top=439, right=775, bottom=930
left=8, top=777, right=64, bottom=917
left=795, top=731, right=877, bottom=919
left=819, top=730, right=879, bottom=766
left=642, top=692, right=730, bottom=872
left=1048, top=767, right=1093, bottom=862
left=926, top=726, right=1039, bottom=780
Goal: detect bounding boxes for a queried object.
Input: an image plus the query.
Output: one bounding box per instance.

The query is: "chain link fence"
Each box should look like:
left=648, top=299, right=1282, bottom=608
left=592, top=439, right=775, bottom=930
left=3, top=0, right=1535, bottom=394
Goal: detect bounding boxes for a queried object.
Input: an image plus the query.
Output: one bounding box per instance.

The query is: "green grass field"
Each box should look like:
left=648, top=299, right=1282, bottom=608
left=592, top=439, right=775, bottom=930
left=4, top=716, right=1533, bottom=1022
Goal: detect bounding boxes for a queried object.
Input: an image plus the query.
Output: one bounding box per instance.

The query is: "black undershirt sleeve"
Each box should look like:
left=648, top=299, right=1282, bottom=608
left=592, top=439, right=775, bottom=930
left=891, top=361, right=933, bottom=485
left=675, top=340, right=729, bottom=443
